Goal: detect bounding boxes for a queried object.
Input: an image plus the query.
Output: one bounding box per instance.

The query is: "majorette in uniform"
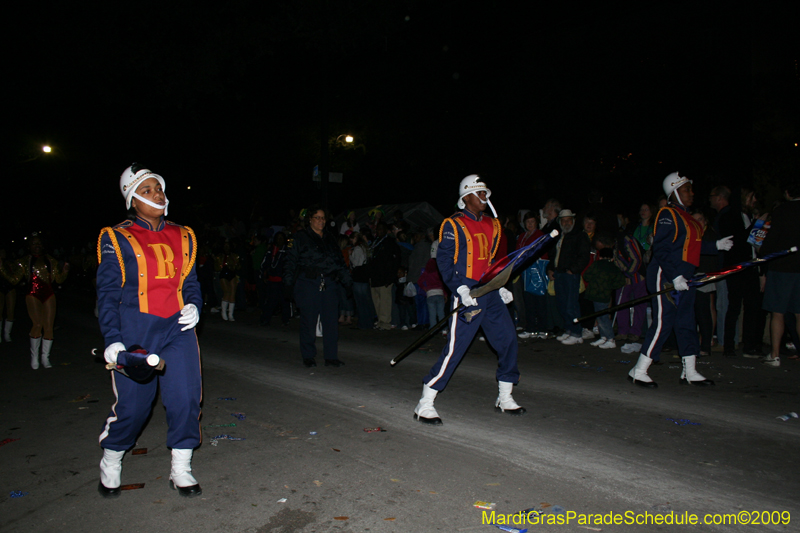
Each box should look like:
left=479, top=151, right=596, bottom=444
left=0, top=236, right=68, bottom=368
left=96, top=164, right=203, bottom=498
left=628, top=172, right=733, bottom=388
left=414, top=175, right=526, bottom=425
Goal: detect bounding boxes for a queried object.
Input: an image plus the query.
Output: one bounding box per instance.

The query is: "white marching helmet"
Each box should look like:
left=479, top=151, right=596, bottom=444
left=662, top=172, right=692, bottom=205
left=457, top=174, right=497, bottom=217
left=120, top=164, right=169, bottom=215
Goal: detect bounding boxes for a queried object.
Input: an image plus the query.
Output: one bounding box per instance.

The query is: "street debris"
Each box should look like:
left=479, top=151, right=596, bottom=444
left=571, top=363, right=605, bottom=372
left=231, top=413, right=246, bottom=420
left=333, top=516, right=349, bottom=520
left=732, top=365, right=755, bottom=369
left=70, top=394, right=91, bottom=403
left=204, top=423, right=236, bottom=429
left=666, top=418, right=700, bottom=426
left=217, top=397, right=236, bottom=401
left=9, top=491, right=29, bottom=498
left=131, top=448, right=147, bottom=455
left=493, top=525, right=527, bottom=533
left=474, top=501, right=496, bottom=510
left=277, top=498, right=287, bottom=503
left=363, top=427, right=387, bottom=432
left=309, top=432, right=317, bottom=435
left=777, top=412, right=799, bottom=422
left=210, top=434, right=246, bottom=446
left=120, top=483, right=145, bottom=490
left=0, top=438, right=21, bottom=448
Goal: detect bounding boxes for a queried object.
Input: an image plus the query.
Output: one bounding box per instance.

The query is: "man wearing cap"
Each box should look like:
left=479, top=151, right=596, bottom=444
left=413, top=175, right=525, bottom=425
left=628, top=172, right=733, bottom=388
left=95, top=164, right=203, bottom=498
left=547, top=209, right=591, bottom=345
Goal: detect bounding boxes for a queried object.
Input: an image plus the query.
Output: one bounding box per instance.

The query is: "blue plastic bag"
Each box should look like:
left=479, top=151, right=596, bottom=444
left=524, top=259, right=549, bottom=296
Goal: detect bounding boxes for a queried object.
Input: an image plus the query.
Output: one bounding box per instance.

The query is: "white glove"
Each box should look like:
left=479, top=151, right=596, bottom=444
left=716, top=236, right=733, bottom=251
left=456, top=285, right=478, bottom=307
left=178, top=303, right=199, bottom=331
left=104, top=342, right=126, bottom=365
left=499, top=287, right=514, bottom=304
left=672, top=275, right=689, bottom=292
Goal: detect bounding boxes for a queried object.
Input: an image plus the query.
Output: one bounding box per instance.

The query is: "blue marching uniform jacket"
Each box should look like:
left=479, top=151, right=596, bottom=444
left=642, top=203, right=717, bottom=359
left=96, top=216, right=203, bottom=451
left=423, top=210, right=520, bottom=390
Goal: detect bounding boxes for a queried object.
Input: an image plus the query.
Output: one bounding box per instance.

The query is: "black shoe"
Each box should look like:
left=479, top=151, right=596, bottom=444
left=414, top=413, right=443, bottom=425
left=324, top=359, right=345, bottom=367
left=627, top=375, right=658, bottom=388
left=303, top=359, right=317, bottom=367
left=170, top=479, right=202, bottom=498
left=679, top=377, right=715, bottom=386
left=495, top=405, right=527, bottom=416
left=97, top=481, right=121, bottom=499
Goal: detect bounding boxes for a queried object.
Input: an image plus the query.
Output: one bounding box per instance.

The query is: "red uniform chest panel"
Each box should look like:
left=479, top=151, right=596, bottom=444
left=676, top=209, right=703, bottom=267
left=122, top=224, right=187, bottom=318
left=457, top=216, right=496, bottom=280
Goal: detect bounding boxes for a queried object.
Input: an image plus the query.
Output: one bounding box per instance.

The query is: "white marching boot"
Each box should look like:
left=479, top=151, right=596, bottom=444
left=220, top=301, right=229, bottom=321
left=680, top=355, right=714, bottom=386
left=227, top=302, right=235, bottom=322
left=414, top=384, right=443, bottom=425
left=495, top=381, right=526, bottom=415
left=628, top=354, right=658, bottom=388
left=30, top=337, right=42, bottom=369
left=41, top=339, right=53, bottom=368
left=170, top=449, right=202, bottom=497
left=98, top=449, right=125, bottom=498
left=2, top=320, right=10, bottom=342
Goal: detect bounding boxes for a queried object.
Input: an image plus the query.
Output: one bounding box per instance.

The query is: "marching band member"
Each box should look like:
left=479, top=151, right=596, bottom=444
left=1, top=235, right=69, bottom=368
left=414, top=175, right=524, bottom=425
left=628, top=172, right=733, bottom=388
left=96, top=164, right=203, bottom=498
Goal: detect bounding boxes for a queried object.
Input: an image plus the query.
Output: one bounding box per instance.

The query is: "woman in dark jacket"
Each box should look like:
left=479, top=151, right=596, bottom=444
left=284, top=206, right=352, bottom=367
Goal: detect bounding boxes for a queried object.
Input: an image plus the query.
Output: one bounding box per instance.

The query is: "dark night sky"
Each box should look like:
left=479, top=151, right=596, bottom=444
left=5, top=1, right=798, bottom=247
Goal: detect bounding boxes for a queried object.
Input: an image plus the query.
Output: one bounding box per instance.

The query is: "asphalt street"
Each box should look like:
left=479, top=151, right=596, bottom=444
left=1, top=288, right=799, bottom=533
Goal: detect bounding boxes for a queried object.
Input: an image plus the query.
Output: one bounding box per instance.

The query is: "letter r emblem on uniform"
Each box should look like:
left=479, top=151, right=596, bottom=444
left=475, top=233, right=489, bottom=260
left=148, top=243, right=176, bottom=279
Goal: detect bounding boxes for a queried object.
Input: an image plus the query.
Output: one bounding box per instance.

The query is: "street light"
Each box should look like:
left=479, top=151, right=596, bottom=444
left=42, top=145, right=52, bottom=153
left=334, top=134, right=354, bottom=146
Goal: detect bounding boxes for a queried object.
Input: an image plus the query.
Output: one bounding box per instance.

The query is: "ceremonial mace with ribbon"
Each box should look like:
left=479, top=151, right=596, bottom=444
left=390, top=229, right=559, bottom=366
left=573, top=246, right=798, bottom=324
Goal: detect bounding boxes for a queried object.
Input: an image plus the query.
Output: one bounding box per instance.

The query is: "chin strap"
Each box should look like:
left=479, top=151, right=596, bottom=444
left=132, top=193, right=169, bottom=216
left=458, top=192, right=497, bottom=218
left=483, top=197, right=498, bottom=218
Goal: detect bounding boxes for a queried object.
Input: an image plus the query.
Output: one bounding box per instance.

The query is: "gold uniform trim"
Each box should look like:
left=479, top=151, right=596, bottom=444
left=115, top=228, right=149, bottom=314
left=97, top=227, right=127, bottom=287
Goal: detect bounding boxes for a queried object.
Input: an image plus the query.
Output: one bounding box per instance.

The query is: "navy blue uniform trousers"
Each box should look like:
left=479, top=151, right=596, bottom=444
left=424, top=290, right=519, bottom=391
left=99, top=315, right=202, bottom=451
left=641, top=267, right=700, bottom=359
